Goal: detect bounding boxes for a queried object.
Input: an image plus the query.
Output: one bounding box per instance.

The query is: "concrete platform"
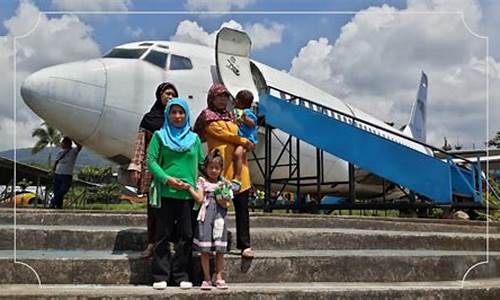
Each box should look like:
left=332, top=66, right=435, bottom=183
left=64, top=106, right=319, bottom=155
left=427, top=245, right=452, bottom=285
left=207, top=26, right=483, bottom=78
left=1, top=249, right=498, bottom=284
left=1, top=209, right=497, bottom=233
left=1, top=209, right=498, bottom=298
left=0, top=224, right=497, bottom=251
left=2, top=279, right=500, bottom=299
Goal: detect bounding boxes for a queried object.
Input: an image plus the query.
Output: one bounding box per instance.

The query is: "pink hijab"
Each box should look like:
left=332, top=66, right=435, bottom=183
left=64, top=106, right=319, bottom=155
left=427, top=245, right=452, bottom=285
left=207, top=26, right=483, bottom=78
left=194, top=83, right=236, bottom=141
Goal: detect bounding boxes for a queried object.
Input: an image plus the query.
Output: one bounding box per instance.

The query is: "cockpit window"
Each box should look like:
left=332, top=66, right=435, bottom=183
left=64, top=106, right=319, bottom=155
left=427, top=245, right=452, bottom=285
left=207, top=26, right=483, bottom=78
left=103, top=48, right=147, bottom=59
left=170, top=55, right=193, bottom=70
left=144, top=50, right=168, bottom=68
left=139, top=42, right=154, bottom=46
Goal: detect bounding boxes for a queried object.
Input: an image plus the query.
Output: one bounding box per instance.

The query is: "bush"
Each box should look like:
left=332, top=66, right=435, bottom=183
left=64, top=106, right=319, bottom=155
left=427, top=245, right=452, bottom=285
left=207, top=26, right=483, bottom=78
left=85, top=183, right=122, bottom=204
left=77, top=166, right=114, bottom=184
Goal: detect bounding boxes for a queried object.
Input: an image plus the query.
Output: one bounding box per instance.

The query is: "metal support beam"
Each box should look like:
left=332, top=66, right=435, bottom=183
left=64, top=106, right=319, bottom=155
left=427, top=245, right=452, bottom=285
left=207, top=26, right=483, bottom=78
left=35, top=176, right=40, bottom=208
left=264, top=125, right=273, bottom=212
left=11, top=178, right=15, bottom=208
left=316, top=148, right=322, bottom=199
left=296, top=137, right=303, bottom=212
left=348, top=163, right=356, bottom=203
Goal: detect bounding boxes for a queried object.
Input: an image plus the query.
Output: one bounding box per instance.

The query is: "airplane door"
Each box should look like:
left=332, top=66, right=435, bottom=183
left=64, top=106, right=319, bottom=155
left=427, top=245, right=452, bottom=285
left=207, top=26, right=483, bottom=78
left=215, top=27, right=266, bottom=102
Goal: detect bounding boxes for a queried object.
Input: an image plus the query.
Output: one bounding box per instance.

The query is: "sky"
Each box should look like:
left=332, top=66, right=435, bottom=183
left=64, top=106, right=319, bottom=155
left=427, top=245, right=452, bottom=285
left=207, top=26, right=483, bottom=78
left=0, top=0, right=499, bottom=152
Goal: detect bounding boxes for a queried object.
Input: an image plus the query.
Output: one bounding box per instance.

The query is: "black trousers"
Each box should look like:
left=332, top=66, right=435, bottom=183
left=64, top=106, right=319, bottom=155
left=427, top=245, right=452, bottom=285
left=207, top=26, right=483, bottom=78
left=152, top=198, right=194, bottom=284
left=50, top=174, right=72, bottom=209
left=232, top=190, right=251, bottom=250
left=146, top=200, right=156, bottom=244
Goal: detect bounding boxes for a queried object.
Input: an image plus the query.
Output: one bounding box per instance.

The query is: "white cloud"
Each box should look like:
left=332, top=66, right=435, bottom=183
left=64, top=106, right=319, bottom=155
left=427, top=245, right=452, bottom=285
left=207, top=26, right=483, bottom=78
left=51, top=0, right=132, bottom=11
left=0, top=1, right=101, bottom=151
left=171, top=19, right=284, bottom=50
left=289, top=0, right=498, bottom=149
left=246, top=22, right=285, bottom=50
left=289, top=38, right=344, bottom=96
left=170, top=20, right=216, bottom=47
left=5, top=3, right=100, bottom=72
left=0, top=117, right=40, bottom=153
left=125, top=26, right=143, bottom=38
left=185, top=0, right=254, bottom=12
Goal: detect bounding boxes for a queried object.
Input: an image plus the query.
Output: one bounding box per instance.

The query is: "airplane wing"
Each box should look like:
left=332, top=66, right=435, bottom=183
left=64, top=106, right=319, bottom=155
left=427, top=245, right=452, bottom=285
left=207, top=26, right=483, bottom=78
left=449, top=155, right=500, bottom=163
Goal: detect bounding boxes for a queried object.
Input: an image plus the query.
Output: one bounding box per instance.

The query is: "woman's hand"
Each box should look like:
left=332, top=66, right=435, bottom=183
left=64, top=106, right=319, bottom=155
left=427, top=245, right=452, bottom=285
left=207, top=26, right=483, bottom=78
left=129, top=171, right=140, bottom=184
left=245, top=140, right=256, bottom=151
left=166, top=177, right=190, bottom=190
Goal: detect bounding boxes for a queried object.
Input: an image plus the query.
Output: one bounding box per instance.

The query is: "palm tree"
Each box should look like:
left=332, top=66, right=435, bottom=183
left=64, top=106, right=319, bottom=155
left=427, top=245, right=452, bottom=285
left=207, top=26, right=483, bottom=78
left=31, top=123, right=62, bottom=168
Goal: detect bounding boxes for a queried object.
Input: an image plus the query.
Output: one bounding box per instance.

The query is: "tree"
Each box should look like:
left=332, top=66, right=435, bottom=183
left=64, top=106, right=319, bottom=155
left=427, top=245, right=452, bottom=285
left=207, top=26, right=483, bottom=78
left=31, top=123, right=62, bottom=168
left=489, top=131, right=500, bottom=149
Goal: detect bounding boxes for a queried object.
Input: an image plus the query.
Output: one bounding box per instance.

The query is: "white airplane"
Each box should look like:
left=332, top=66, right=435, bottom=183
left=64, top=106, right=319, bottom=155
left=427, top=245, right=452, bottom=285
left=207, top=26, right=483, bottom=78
left=20, top=28, right=431, bottom=196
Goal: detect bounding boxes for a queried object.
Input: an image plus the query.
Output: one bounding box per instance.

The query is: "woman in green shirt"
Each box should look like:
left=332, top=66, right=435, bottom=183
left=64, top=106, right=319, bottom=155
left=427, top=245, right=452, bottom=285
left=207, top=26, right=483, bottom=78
left=147, top=97, right=204, bottom=290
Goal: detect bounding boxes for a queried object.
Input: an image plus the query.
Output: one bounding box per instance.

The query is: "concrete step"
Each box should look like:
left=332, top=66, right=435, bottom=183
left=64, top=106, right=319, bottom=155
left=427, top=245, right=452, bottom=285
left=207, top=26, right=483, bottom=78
left=2, top=280, right=500, bottom=299
left=0, top=224, right=497, bottom=251
left=1, top=209, right=497, bottom=233
left=1, top=249, right=499, bottom=284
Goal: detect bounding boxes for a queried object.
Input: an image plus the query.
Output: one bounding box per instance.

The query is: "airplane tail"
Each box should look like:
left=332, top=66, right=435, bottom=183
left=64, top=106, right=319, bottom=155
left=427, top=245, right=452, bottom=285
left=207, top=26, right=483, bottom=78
left=403, top=72, right=428, bottom=143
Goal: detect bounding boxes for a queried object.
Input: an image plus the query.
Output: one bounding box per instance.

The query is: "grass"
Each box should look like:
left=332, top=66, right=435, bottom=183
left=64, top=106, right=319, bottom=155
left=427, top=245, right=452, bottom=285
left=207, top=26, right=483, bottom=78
left=69, top=202, right=147, bottom=211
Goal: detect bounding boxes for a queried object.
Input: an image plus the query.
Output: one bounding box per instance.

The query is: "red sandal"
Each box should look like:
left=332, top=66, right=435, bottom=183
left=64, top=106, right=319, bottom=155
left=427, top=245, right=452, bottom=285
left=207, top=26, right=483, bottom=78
left=215, top=279, right=228, bottom=289
left=201, top=280, right=212, bottom=290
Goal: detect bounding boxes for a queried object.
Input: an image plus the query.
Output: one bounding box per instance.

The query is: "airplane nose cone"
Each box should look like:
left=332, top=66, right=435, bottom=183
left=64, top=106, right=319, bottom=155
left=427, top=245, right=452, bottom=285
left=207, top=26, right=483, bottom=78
left=21, top=69, right=50, bottom=110
left=21, top=59, right=106, bottom=141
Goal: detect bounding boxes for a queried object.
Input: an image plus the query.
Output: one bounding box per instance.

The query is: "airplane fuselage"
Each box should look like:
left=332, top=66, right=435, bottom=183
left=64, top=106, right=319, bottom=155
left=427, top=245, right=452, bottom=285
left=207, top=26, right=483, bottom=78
left=21, top=40, right=430, bottom=195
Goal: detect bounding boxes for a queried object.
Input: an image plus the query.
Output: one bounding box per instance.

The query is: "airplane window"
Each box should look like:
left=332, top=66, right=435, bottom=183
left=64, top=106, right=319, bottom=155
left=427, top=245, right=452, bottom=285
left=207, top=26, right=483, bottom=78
left=144, top=50, right=168, bottom=68
left=170, top=54, right=193, bottom=70
left=139, top=42, right=154, bottom=46
left=103, top=48, right=147, bottom=59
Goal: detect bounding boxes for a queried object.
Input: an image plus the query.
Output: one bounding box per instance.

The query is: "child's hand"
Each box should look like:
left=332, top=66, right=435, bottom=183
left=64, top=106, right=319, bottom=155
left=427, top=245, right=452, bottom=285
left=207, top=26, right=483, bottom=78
left=216, top=198, right=230, bottom=208
left=241, top=113, right=255, bottom=128
left=241, top=113, right=249, bottom=122
left=189, top=187, right=203, bottom=204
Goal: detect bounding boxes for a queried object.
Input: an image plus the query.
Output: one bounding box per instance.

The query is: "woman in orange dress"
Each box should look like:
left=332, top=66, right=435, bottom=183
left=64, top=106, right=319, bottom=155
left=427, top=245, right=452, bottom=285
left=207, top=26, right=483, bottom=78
left=194, top=83, right=255, bottom=258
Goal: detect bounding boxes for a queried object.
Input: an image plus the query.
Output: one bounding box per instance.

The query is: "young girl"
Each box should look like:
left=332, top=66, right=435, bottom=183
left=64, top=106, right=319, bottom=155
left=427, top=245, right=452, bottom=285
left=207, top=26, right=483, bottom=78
left=147, top=97, right=204, bottom=290
left=188, top=149, right=232, bottom=290
left=194, top=83, right=255, bottom=259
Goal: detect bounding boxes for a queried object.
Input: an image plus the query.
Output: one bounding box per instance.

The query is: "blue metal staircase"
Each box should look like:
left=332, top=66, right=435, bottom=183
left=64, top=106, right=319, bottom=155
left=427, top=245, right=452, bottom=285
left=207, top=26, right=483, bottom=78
left=258, top=89, right=483, bottom=204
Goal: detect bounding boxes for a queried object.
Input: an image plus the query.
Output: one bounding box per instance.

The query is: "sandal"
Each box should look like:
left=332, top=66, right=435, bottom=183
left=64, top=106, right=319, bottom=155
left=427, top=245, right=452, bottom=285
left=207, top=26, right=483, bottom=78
left=200, top=280, right=212, bottom=290
left=215, top=279, right=228, bottom=289
left=140, top=243, right=155, bottom=258
left=241, top=248, right=254, bottom=258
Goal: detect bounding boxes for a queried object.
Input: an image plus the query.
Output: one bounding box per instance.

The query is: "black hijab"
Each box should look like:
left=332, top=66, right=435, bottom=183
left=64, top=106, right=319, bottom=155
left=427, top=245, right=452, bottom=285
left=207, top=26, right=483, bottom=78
left=139, top=82, right=178, bottom=133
